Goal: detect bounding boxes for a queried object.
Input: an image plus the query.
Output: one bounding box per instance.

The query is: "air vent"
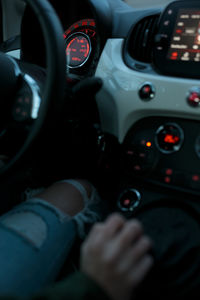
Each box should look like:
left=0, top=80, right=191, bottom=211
left=128, top=14, right=159, bottom=63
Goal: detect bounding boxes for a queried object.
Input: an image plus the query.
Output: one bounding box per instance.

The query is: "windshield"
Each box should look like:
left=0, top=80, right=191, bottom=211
left=124, top=0, right=178, bottom=9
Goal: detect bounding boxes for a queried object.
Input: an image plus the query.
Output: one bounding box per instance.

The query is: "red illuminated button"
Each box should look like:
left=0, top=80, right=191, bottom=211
left=118, top=189, right=141, bottom=212
left=170, top=51, right=178, bottom=60
left=187, top=87, right=200, bottom=107
left=139, top=83, right=155, bottom=100
left=155, top=123, right=184, bottom=154
left=13, top=95, right=32, bottom=122
left=188, top=173, right=200, bottom=190
left=164, top=176, right=171, bottom=183
left=165, top=168, right=173, bottom=175
left=192, top=174, right=200, bottom=182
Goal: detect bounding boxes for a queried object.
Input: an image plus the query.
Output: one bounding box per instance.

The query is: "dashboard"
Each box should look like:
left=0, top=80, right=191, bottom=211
left=20, top=0, right=102, bottom=79
left=87, top=0, right=200, bottom=200
left=63, top=18, right=101, bottom=77
left=19, top=0, right=200, bottom=199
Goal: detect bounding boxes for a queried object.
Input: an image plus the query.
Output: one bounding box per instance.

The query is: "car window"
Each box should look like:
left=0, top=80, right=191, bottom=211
left=124, top=0, right=179, bottom=9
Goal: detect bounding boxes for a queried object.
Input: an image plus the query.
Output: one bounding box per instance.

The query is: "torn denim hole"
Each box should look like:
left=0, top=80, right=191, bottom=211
left=26, top=198, right=71, bottom=223
left=1, top=211, right=47, bottom=249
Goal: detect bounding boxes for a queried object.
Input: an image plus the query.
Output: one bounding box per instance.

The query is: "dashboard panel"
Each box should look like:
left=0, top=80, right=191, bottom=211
left=20, top=0, right=101, bottom=77
left=63, top=18, right=101, bottom=77
left=19, top=0, right=200, bottom=198
left=153, top=0, right=200, bottom=78
left=94, top=0, right=200, bottom=196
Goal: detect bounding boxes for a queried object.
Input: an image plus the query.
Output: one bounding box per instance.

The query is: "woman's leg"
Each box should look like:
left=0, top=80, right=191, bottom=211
left=0, top=180, right=102, bottom=297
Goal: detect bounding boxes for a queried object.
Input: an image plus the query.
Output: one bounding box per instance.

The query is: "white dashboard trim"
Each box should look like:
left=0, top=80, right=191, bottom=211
left=95, top=38, right=200, bottom=143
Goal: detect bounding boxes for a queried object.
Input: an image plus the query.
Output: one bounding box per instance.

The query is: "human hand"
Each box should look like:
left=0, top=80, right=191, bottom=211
left=80, top=213, right=153, bottom=300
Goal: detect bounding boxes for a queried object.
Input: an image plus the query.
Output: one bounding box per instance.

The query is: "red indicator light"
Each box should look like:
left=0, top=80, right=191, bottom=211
left=165, top=168, right=173, bottom=175
left=176, top=29, right=182, bottom=34
left=144, top=86, right=151, bottom=93
left=188, top=93, right=200, bottom=103
left=164, top=134, right=180, bottom=144
left=170, top=52, right=178, bottom=60
left=89, top=21, right=95, bottom=27
left=192, top=175, right=200, bottom=182
left=146, top=141, right=152, bottom=148
left=134, top=165, right=141, bottom=171
left=127, top=150, right=134, bottom=155
left=123, top=199, right=131, bottom=206
left=164, top=176, right=171, bottom=183
left=82, top=21, right=88, bottom=26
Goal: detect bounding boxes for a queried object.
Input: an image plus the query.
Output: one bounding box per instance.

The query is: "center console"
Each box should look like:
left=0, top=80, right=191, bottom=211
left=123, top=116, right=200, bottom=194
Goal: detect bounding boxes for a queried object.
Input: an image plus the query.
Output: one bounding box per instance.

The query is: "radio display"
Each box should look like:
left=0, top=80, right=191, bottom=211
left=168, top=9, right=200, bottom=62
left=153, top=1, right=200, bottom=78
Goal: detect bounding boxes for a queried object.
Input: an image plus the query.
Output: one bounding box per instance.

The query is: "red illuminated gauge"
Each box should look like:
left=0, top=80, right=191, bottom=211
left=63, top=19, right=96, bottom=40
left=64, top=19, right=96, bottom=70
left=65, top=32, right=91, bottom=68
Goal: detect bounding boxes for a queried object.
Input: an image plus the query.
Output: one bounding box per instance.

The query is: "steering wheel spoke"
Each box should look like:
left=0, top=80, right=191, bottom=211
left=12, top=73, right=41, bottom=123
left=0, top=0, right=66, bottom=176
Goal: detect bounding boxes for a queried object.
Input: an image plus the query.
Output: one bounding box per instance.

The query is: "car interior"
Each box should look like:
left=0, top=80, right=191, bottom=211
left=1, top=0, right=200, bottom=296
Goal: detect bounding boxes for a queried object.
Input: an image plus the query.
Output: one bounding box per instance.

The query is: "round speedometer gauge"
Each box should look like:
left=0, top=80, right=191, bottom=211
left=63, top=18, right=97, bottom=70
left=66, top=32, right=91, bottom=68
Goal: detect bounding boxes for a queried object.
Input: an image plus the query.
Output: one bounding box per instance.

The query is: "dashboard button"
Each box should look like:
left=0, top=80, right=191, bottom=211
left=155, top=123, right=184, bottom=154
left=187, top=87, right=200, bottom=107
left=139, top=83, right=155, bottom=100
left=118, top=189, right=141, bottom=212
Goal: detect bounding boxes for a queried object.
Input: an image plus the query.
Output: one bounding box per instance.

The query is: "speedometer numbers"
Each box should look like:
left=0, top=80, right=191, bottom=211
left=65, top=33, right=91, bottom=68
left=64, top=19, right=97, bottom=71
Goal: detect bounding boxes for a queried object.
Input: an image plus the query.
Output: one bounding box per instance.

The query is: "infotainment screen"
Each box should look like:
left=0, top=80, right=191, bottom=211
left=167, top=9, right=200, bottom=62
left=153, top=1, right=200, bottom=78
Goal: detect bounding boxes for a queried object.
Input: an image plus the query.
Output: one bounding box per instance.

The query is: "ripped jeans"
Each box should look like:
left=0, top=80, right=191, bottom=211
left=0, top=198, right=77, bottom=297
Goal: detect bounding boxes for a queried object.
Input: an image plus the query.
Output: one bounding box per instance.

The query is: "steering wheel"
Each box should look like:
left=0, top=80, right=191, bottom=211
left=0, top=0, right=66, bottom=176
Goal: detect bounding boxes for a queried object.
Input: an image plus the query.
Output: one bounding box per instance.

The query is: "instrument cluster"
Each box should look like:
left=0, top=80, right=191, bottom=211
left=63, top=18, right=100, bottom=77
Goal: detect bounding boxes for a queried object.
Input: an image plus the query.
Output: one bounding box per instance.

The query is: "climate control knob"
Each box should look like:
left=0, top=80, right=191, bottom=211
left=117, top=189, right=141, bottom=212
left=155, top=123, right=184, bottom=154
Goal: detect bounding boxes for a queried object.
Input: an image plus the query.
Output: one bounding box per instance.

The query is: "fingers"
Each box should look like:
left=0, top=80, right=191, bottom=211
left=81, top=213, right=153, bottom=300
left=101, top=213, right=126, bottom=237
left=85, top=213, right=126, bottom=243
left=117, top=235, right=153, bottom=273
left=128, top=254, right=154, bottom=288
left=101, top=218, right=144, bottom=263
left=113, top=219, right=143, bottom=250
left=82, top=214, right=126, bottom=259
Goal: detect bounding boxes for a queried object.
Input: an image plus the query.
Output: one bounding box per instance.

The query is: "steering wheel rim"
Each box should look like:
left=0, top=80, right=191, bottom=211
left=0, top=0, right=66, bottom=176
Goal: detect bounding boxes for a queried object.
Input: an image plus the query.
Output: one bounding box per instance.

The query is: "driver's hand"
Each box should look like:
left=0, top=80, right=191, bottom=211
left=80, top=213, right=153, bottom=300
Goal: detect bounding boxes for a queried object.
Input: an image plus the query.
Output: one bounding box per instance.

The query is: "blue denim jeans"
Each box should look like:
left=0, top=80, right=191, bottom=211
left=0, top=198, right=77, bottom=297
